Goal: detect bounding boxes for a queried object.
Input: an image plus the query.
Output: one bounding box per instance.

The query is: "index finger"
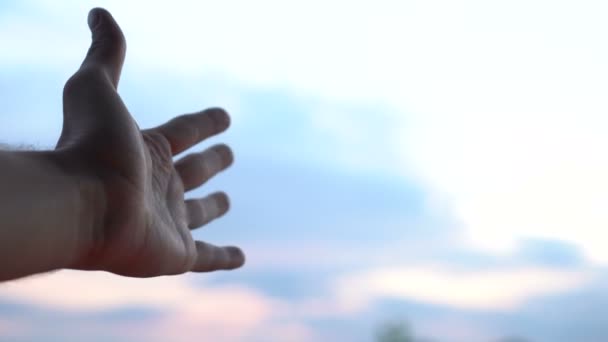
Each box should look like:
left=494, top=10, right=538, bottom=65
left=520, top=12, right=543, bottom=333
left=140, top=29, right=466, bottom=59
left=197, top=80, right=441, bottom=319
left=148, top=108, right=231, bottom=155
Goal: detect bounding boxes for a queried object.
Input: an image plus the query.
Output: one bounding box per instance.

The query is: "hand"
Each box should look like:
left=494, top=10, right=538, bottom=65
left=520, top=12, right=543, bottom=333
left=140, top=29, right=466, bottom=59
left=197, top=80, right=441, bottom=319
left=55, top=8, right=244, bottom=277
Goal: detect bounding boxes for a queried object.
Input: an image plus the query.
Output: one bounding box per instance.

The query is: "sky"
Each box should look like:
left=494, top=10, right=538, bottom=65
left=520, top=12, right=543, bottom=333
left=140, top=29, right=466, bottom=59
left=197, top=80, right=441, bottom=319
left=1, top=0, right=608, bottom=341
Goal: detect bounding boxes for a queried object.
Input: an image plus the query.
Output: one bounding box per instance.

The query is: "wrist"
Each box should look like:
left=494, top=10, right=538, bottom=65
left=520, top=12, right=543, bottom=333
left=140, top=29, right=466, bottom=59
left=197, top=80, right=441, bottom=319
left=0, top=149, right=105, bottom=280
left=50, top=149, right=107, bottom=270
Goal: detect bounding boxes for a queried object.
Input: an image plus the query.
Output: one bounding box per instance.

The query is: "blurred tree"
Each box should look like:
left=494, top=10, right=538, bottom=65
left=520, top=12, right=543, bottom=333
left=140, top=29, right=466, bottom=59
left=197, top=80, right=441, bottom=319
left=496, top=337, right=531, bottom=342
left=374, top=319, right=531, bottom=342
left=375, top=320, right=415, bottom=342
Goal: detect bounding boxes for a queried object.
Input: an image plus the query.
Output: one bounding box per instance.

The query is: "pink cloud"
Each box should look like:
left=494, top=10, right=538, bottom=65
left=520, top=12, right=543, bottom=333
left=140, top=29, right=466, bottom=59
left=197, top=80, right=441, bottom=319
left=0, top=270, right=316, bottom=341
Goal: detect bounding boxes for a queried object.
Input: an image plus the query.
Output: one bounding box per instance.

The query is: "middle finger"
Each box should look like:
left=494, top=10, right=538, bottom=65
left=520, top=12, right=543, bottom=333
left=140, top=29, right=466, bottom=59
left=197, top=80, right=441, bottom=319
left=174, top=144, right=233, bottom=191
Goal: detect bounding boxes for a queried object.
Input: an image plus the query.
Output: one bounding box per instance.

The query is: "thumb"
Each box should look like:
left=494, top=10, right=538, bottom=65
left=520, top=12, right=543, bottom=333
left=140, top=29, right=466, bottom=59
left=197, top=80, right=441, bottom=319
left=82, top=7, right=126, bottom=88
left=58, top=8, right=130, bottom=149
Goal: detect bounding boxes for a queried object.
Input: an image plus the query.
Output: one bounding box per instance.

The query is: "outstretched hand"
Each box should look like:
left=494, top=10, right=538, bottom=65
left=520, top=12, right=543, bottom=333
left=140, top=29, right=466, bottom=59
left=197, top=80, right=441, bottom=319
left=55, top=8, right=244, bottom=277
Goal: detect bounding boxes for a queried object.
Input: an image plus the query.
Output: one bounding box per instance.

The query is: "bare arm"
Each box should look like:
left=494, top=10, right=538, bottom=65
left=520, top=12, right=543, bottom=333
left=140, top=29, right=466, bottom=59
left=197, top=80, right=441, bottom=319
left=0, top=150, right=97, bottom=280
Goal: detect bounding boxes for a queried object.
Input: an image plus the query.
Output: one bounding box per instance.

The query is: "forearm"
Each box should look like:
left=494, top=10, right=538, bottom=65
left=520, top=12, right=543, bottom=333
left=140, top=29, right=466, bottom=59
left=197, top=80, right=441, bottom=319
left=0, top=150, right=92, bottom=280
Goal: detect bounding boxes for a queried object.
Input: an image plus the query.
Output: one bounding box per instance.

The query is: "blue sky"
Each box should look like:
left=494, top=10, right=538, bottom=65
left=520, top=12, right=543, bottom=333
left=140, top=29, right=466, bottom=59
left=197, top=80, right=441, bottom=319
left=1, top=1, right=608, bottom=341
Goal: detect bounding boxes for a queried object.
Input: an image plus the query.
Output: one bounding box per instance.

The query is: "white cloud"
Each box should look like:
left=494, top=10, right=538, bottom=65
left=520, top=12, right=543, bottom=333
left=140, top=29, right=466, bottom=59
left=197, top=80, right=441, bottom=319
left=334, top=265, right=591, bottom=311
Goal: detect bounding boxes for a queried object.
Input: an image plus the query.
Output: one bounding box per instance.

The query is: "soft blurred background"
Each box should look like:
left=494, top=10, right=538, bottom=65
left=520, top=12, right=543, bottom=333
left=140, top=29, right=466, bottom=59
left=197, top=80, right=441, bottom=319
left=1, top=0, right=608, bottom=341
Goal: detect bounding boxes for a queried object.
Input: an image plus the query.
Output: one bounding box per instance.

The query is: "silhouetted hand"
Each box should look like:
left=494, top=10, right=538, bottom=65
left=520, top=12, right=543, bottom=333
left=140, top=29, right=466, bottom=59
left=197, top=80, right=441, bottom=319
left=55, top=8, right=244, bottom=277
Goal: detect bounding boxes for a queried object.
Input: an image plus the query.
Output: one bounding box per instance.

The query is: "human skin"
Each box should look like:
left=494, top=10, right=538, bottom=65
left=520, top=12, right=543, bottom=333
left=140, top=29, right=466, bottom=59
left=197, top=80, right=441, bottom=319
left=0, top=8, right=244, bottom=281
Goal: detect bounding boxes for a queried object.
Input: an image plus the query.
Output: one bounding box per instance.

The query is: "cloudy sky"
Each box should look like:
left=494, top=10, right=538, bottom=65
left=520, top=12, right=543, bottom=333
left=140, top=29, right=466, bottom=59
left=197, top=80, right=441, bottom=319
left=1, top=0, right=608, bottom=341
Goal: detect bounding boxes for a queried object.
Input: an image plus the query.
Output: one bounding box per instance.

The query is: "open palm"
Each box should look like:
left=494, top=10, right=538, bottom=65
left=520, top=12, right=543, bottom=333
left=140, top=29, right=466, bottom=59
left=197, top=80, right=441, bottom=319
left=55, top=8, right=244, bottom=277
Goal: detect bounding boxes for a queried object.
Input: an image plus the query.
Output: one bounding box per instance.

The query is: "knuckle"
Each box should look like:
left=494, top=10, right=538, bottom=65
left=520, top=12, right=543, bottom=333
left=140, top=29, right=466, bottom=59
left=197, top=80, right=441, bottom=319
left=196, top=154, right=213, bottom=178
left=144, top=132, right=173, bottom=164
left=188, top=199, right=206, bottom=226
left=105, top=26, right=127, bottom=54
left=154, top=132, right=173, bottom=159
left=170, top=115, right=198, bottom=141
left=92, top=24, right=127, bottom=55
left=172, top=241, right=197, bottom=274
left=111, top=31, right=127, bottom=56
left=181, top=249, right=197, bottom=273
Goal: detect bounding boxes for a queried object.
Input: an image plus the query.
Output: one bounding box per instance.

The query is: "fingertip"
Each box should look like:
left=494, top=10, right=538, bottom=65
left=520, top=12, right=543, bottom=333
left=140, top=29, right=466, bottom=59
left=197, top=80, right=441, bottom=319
left=226, top=246, right=246, bottom=269
left=213, top=191, right=231, bottom=213
left=87, top=8, right=100, bottom=30
left=206, top=107, right=231, bottom=132
left=211, top=143, right=235, bottom=168
left=87, top=8, right=112, bottom=31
